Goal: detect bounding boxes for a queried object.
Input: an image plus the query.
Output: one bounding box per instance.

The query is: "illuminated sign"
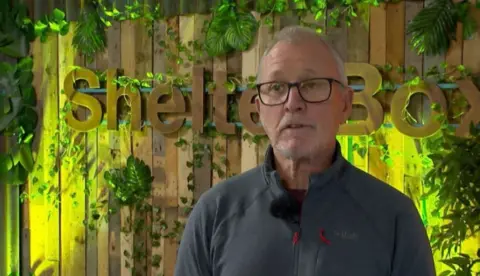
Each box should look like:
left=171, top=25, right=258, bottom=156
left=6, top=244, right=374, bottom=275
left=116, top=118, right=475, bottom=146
left=63, top=63, right=480, bottom=138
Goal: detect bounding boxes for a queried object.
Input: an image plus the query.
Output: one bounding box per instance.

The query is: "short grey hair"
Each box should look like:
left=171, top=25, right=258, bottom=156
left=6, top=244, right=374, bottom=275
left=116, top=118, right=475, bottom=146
left=257, top=25, right=348, bottom=85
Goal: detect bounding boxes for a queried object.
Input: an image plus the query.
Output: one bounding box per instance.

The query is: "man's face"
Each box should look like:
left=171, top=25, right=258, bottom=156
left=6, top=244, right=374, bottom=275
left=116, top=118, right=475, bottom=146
left=255, top=40, right=353, bottom=160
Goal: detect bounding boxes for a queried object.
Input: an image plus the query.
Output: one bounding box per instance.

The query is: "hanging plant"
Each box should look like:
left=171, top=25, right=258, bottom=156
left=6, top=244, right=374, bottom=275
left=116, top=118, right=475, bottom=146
left=0, top=57, right=37, bottom=185
left=72, top=0, right=107, bottom=64
left=204, top=0, right=259, bottom=57
left=406, top=0, right=477, bottom=56
left=0, top=1, right=35, bottom=58
left=104, top=155, right=154, bottom=207
left=422, top=108, right=480, bottom=274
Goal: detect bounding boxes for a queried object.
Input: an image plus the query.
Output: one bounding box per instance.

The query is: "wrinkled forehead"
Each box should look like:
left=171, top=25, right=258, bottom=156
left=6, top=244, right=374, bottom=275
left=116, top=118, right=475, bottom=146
left=258, top=41, right=340, bottom=82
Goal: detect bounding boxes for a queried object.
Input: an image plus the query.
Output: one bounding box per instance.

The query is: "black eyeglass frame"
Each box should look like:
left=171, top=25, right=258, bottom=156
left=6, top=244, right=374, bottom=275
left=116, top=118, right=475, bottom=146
left=255, top=77, right=345, bottom=106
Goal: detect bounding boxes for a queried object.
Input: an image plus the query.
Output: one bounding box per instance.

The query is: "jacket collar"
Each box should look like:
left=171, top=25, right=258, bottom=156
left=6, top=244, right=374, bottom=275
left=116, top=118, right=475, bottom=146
left=262, top=140, right=349, bottom=198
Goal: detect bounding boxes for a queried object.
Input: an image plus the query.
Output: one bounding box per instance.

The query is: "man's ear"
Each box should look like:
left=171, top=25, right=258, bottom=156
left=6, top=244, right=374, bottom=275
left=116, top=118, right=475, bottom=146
left=255, top=95, right=261, bottom=113
left=343, top=87, right=354, bottom=122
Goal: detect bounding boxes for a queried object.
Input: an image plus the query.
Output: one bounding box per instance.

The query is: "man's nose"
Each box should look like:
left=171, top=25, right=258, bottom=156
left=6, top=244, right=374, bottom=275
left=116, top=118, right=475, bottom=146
left=284, top=86, right=305, bottom=112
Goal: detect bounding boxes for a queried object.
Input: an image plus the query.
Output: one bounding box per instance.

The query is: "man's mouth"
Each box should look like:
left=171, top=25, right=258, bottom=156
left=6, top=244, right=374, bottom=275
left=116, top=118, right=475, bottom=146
left=285, top=124, right=307, bottom=129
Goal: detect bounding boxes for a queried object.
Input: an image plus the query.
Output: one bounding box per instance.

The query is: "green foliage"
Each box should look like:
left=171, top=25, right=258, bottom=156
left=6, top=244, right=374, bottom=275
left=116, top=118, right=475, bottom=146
left=424, top=120, right=480, bottom=259
left=104, top=155, right=154, bottom=207
left=0, top=57, right=37, bottom=185
left=33, top=8, right=70, bottom=42
left=73, top=1, right=107, bottom=63
left=0, top=1, right=35, bottom=58
left=205, top=1, right=259, bottom=57
left=439, top=251, right=480, bottom=276
left=406, top=0, right=477, bottom=56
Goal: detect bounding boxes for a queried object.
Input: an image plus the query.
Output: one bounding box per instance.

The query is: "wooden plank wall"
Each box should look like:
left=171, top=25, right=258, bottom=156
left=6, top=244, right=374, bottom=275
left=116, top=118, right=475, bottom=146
left=1, top=1, right=477, bottom=276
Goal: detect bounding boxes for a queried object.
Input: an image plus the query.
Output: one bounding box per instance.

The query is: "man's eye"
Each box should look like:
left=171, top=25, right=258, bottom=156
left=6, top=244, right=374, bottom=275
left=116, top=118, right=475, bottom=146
left=269, top=83, right=283, bottom=91
left=302, top=82, right=316, bottom=89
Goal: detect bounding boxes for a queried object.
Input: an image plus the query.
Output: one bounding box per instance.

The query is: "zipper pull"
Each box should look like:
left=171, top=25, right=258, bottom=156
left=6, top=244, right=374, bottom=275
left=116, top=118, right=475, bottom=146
left=319, top=228, right=331, bottom=245
left=292, top=231, right=300, bottom=245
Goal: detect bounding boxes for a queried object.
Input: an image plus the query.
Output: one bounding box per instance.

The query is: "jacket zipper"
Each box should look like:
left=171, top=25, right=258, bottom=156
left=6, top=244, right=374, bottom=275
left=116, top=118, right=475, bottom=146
left=293, top=177, right=311, bottom=276
left=292, top=228, right=301, bottom=276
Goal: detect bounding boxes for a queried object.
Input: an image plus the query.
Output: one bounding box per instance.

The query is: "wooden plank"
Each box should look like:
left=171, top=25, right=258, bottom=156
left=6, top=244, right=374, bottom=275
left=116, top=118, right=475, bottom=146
left=28, top=35, right=47, bottom=276
left=404, top=1, right=424, bottom=123
left=58, top=23, right=87, bottom=276
left=369, top=4, right=387, bottom=66
left=212, top=57, right=228, bottom=186
left=163, top=16, right=180, bottom=276
left=225, top=31, right=243, bottom=179
left=130, top=15, right=154, bottom=276
left=462, top=3, right=480, bottom=73
left=86, top=123, right=99, bottom=276
left=42, top=32, right=61, bottom=276
left=83, top=42, right=94, bottom=276
left=422, top=0, right=446, bottom=120
left=384, top=2, right=406, bottom=194
left=34, top=0, right=50, bottom=20
left=120, top=19, right=135, bottom=276
left=324, top=6, right=350, bottom=165
left=107, top=20, right=122, bottom=276
left=152, top=19, right=167, bottom=276
left=65, top=0, right=82, bottom=21
left=368, top=3, right=388, bottom=183
left=85, top=30, right=109, bottom=276
left=20, top=30, right=60, bottom=275
left=192, top=14, right=213, bottom=200
left=403, top=0, right=428, bottom=234
left=177, top=17, right=198, bottom=267
left=241, top=12, right=269, bottom=171
left=347, top=7, right=369, bottom=173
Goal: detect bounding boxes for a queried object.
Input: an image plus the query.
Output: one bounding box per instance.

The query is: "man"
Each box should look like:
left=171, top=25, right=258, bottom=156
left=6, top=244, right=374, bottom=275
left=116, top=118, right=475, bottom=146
left=174, top=25, right=436, bottom=276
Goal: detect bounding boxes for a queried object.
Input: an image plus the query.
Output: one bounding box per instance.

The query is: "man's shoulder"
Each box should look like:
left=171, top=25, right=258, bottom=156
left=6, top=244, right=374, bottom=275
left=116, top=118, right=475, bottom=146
left=193, top=165, right=268, bottom=219
left=344, top=164, right=416, bottom=214
left=203, top=165, right=267, bottom=200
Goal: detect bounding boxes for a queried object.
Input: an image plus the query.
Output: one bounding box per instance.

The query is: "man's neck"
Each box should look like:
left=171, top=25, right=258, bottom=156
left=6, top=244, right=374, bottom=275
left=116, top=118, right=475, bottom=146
left=273, top=146, right=335, bottom=190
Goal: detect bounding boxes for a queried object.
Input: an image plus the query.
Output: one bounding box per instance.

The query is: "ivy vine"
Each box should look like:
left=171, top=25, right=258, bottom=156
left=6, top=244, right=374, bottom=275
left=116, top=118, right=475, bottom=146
left=1, top=0, right=480, bottom=275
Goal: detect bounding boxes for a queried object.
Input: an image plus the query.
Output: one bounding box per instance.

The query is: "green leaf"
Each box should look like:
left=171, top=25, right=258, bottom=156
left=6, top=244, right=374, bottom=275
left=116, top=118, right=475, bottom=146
left=72, top=3, right=107, bottom=64
left=60, top=22, right=70, bottom=36
left=224, top=81, right=236, bottom=93
left=17, top=143, right=34, bottom=172
left=16, top=57, right=33, bottom=71
left=224, top=12, right=258, bottom=52
left=406, top=0, right=457, bottom=56
left=21, top=86, right=35, bottom=106
left=49, top=22, right=60, bottom=32
left=4, top=164, right=28, bottom=185
left=18, top=106, right=37, bottom=134
left=204, top=4, right=259, bottom=57
left=106, top=155, right=153, bottom=206
left=205, top=25, right=231, bottom=57
left=0, top=153, right=13, bottom=175
left=53, top=8, right=66, bottom=21
left=0, top=96, right=22, bottom=132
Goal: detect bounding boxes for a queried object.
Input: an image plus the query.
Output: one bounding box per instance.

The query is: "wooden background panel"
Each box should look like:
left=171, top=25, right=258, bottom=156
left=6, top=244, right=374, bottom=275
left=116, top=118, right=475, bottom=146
left=0, top=1, right=478, bottom=275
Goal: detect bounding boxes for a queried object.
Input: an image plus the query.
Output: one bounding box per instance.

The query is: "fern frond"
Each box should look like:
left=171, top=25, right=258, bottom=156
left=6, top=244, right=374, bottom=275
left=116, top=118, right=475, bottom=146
left=72, top=1, right=107, bottom=63
left=406, top=0, right=457, bottom=56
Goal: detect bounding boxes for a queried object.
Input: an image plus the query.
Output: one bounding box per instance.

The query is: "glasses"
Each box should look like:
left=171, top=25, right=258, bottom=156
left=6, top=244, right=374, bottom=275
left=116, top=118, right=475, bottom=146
left=256, top=78, right=344, bottom=106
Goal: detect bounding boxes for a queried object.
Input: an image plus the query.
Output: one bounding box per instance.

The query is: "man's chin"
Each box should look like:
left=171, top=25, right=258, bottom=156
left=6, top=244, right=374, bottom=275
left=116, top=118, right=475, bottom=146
left=274, top=145, right=311, bottom=160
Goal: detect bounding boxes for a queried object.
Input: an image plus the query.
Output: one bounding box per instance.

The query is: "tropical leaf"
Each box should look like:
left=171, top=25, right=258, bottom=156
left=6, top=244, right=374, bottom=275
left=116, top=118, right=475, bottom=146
left=225, top=13, right=258, bottom=51
left=104, top=155, right=153, bottom=207
left=406, top=0, right=458, bottom=56
left=0, top=69, right=22, bottom=132
left=205, top=25, right=231, bottom=57
left=72, top=1, right=107, bottom=63
left=204, top=2, right=259, bottom=57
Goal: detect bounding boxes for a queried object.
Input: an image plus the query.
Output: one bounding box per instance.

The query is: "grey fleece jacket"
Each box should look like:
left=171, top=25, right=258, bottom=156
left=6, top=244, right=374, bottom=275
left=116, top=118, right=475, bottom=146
left=174, top=142, right=436, bottom=276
